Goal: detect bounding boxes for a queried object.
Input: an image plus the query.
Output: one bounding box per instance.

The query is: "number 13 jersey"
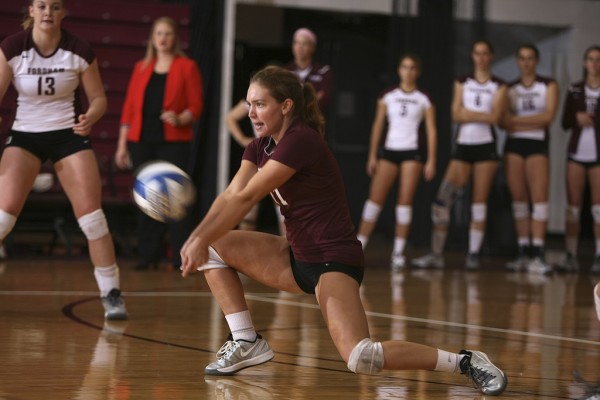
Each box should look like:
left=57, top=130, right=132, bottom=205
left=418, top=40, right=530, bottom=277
left=1, top=28, right=95, bottom=132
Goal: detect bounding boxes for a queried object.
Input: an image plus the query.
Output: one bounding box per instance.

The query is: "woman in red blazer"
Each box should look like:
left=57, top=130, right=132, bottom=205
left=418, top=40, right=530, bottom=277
left=115, top=16, right=203, bottom=270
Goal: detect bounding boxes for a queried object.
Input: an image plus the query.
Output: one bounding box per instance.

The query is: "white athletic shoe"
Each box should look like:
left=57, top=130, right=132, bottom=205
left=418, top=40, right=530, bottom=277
left=459, top=350, right=507, bottom=396
left=465, top=253, right=480, bottom=270
left=527, top=257, right=553, bottom=275
left=390, top=252, right=406, bottom=271
left=101, top=289, right=128, bottom=320
left=506, top=255, right=529, bottom=272
left=411, top=253, right=444, bottom=269
left=205, top=335, right=274, bottom=375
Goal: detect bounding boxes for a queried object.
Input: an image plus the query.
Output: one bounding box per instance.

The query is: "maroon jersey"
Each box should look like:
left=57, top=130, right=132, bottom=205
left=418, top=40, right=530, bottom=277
left=243, top=119, right=363, bottom=267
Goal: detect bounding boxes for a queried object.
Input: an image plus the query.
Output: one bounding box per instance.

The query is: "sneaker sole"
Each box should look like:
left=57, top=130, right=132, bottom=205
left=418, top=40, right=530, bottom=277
left=205, top=350, right=274, bottom=376
left=105, top=312, right=129, bottom=321
left=470, top=351, right=508, bottom=396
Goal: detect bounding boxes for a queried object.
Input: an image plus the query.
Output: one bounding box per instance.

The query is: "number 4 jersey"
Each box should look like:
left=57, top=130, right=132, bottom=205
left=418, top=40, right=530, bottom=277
left=1, top=28, right=94, bottom=133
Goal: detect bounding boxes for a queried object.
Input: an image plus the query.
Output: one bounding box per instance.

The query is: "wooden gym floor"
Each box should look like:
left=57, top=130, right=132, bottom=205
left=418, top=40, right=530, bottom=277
left=1, top=237, right=599, bottom=399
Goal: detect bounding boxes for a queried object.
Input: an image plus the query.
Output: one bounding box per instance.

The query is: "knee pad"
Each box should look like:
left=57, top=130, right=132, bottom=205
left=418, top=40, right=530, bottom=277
left=436, top=180, right=459, bottom=206
left=361, top=200, right=382, bottom=223
left=395, top=205, right=412, bottom=225
left=0, top=209, right=17, bottom=240
left=592, top=205, right=600, bottom=224
left=195, top=246, right=230, bottom=271
left=432, top=202, right=449, bottom=225
left=566, top=206, right=580, bottom=223
left=532, top=202, right=548, bottom=222
left=471, top=203, right=487, bottom=223
left=347, top=338, right=384, bottom=375
left=78, top=209, right=109, bottom=240
left=512, top=201, right=529, bottom=220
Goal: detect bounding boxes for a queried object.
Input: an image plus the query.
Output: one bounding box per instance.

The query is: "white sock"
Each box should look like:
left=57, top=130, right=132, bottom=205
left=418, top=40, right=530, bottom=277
left=595, top=283, right=600, bottom=321
left=93, top=264, right=119, bottom=297
left=518, top=237, right=530, bottom=247
left=468, top=229, right=484, bottom=254
left=225, top=310, right=257, bottom=342
left=393, top=237, right=406, bottom=255
left=434, top=349, right=464, bottom=373
left=357, top=234, right=368, bottom=249
left=532, top=237, right=544, bottom=248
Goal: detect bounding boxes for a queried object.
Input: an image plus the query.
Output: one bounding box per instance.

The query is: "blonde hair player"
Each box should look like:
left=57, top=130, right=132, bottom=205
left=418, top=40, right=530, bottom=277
left=179, top=66, right=507, bottom=396
left=0, top=0, right=127, bottom=319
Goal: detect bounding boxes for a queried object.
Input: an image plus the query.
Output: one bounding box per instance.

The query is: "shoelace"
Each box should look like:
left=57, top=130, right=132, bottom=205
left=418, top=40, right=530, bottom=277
left=107, top=292, right=123, bottom=307
left=466, top=365, right=496, bottom=389
left=216, top=341, right=240, bottom=360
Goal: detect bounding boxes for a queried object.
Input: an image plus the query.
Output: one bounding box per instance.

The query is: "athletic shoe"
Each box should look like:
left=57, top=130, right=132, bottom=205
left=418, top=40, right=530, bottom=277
left=101, top=289, right=128, bottom=320
left=459, top=350, right=507, bottom=396
left=465, top=253, right=479, bottom=270
left=591, top=255, right=600, bottom=274
left=557, top=253, right=579, bottom=273
left=410, top=253, right=444, bottom=269
left=205, top=334, right=274, bottom=375
left=506, top=255, right=529, bottom=272
left=527, top=257, right=553, bottom=275
left=390, top=252, right=406, bottom=271
left=573, top=370, right=600, bottom=400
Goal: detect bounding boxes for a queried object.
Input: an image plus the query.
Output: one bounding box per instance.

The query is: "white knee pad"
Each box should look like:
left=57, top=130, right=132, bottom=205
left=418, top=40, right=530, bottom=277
left=592, top=205, right=600, bottom=224
left=395, top=205, right=412, bottom=225
left=471, top=203, right=486, bottom=223
left=0, top=209, right=17, bottom=240
left=78, top=209, right=109, bottom=240
left=361, top=200, right=382, bottom=223
left=432, top=203, right=449, bottom=225
left=347, top=338, right=384, bottom=375
left=196, top=246, right=230, bottom=271
left=512, top=201, right=529, bottom=220
left=566, top=206, right=580, bottom=223
left=532, top=202, right=548, bottom=222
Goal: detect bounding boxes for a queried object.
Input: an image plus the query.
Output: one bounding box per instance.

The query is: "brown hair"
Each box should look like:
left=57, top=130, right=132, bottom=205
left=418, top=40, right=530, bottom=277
left=250, top=66, right=325, bottom=137
left=22, top=0, right=65, bottom=29
left=142, top=16, right=187, bottom=69
left=398, top=53, right=422, bottom=70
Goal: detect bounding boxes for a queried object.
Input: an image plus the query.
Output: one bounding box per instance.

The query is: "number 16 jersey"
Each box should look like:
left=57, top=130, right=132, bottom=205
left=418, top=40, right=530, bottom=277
left=1, top=28, right=95, bottom=133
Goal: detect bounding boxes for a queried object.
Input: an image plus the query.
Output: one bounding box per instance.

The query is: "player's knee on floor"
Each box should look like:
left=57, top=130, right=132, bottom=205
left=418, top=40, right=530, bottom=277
left=471, top=203, right=486, bottom=223
left=532, top=202, right=548, bottom=222
left=566, top=206, right=580, bottom=223
left=196, top=246, right=230, bottom=271
left=361, top=200, right=382, bottom=223
left=512, top=201, right=529, bottom=220
left=78, top=209, right=109, bottom=240
left=347, top=338, right=384, bottom=375
left=592, top=205, right=600, bottom=224
left=0, top=209, right=17, bottom=240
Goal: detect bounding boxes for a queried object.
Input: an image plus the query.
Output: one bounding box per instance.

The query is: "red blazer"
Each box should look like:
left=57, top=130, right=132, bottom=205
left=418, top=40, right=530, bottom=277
left=120, top=56, right=203, bottom=142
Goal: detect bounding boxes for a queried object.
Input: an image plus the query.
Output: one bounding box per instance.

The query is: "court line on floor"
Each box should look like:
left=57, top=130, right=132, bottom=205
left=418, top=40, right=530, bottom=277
left=2, top=289, right=599, bottom=347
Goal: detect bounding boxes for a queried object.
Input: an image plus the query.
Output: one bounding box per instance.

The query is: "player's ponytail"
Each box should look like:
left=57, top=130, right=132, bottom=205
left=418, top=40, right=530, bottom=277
left=22, top=1, right=34, bottom=29
left=300, top=82, right=325, bottom=137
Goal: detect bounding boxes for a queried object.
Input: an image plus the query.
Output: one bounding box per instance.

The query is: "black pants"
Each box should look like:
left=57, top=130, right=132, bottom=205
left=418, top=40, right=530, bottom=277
left=128, top=140, right=195, bottom=267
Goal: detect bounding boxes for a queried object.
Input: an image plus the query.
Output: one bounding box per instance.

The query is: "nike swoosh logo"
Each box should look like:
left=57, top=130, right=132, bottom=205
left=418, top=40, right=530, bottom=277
left=239, top=341, right=260, bottom=357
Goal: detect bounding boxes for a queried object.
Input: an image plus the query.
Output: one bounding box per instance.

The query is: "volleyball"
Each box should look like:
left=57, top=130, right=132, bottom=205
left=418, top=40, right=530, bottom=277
left=132, top=161, right=196, bottom=223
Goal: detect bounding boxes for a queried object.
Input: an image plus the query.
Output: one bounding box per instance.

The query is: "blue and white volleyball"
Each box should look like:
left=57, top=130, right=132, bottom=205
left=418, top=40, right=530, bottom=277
left=133, top=161, right=196, bottom=223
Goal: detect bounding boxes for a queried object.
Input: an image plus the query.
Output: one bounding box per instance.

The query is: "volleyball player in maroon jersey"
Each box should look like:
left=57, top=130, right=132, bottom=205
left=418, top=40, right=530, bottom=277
left=502, top=44, right=558, bottom=274
left=179, top=66, right=506, bottom=396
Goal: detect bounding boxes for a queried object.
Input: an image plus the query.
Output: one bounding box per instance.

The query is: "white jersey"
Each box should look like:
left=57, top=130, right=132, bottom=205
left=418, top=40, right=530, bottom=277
left=508, top=76, right=554, bottom=141
left=571, top=85, right=600, bottom=162
left=456, top=75, right=504, bottom=145
left=381, top=86, right=432, bottom=151
left=0, top=28, right=95, bottom=133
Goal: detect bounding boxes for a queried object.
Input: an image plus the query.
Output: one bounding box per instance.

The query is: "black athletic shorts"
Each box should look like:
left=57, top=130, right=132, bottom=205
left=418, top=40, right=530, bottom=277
left=380, top=148, right=426, bottom=164
left=5, top=128, right=93, bottom=163
left=504, top=138, right=548, bottom=158
left=289, top=251, right=364, bottom=294
left=568, top=157, right=600, bottom=169
left=452, top=142, right=498, bottom=163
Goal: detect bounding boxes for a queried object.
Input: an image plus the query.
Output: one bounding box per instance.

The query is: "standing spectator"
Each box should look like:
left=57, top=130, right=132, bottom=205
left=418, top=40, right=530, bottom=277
left=559, top=45, right=600, bottom=273
left=115, top=16, right=203, bottom=270
left=285, top=28, right=333, bottom=115
left=411, top=40, right=506, bottom=269
left=0, top=0, right=127, bottom=319
left=356, top=54, right=437, bottom=270
left=179, top=66, right=507, bottom=396
left=502, top=44, right=558, bottom=274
